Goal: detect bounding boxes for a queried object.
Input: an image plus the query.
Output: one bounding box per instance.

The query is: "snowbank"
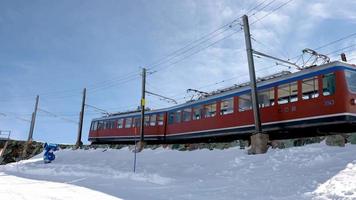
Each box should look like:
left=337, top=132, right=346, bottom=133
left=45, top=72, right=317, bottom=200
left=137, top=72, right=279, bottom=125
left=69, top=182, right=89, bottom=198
left=311, top=162, right=356, bottom=199
left=1, top=143, right=356, bottom=200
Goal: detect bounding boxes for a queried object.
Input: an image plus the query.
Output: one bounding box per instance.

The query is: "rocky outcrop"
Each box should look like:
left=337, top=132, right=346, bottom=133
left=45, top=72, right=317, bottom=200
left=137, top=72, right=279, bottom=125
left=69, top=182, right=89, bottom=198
left=0, top=140, right=43, bottom=164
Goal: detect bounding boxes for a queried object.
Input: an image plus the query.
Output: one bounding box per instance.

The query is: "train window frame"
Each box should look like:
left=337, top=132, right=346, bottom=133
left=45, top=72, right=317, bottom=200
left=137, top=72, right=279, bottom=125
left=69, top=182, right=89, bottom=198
left=110, top=120, right=115, bottom=129
left=258, top=88, right=274, bottom=108
left=91, top=121, right=98, bottom=131
left=346, top=70, right=356, bottom=93
left=132, top=117, right=141, bottom=127
left=144, top=115, right=150, bottom=126
left=204, top=102, right=216, bottom=118
left=168, top=112, right=175, bottom=124
left=302, top=76, right=319, bottom=100
left=150, top=114, right=156, bottom=126
left=105, top=121, right=111, bottom=129
left=193, top=105, right=203, bottom=120
left=125, top=118, right=132, bottom=128
left=220, top=98, right=234, bottom=115
left=239, top=93, right=252, bottom=112
left=183, top=108, right=192, bottom=122
left=278, top=81, right=298, bottom=104
left=97, top=121, right=104, bottom=130
left=104, top=121, right=109, bottom=129
left=157, top=113, right=164, bottom=126
left=323, top=73, right=336, bottom=96
left=174, top=110, right=182, bottom=123
left=117, top=118, right=124, bottom=129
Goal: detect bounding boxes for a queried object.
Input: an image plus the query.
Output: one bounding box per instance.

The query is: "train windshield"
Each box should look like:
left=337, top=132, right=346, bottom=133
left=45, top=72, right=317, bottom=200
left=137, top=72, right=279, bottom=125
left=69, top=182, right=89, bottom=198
left=345, top=70, right=356, bottom=93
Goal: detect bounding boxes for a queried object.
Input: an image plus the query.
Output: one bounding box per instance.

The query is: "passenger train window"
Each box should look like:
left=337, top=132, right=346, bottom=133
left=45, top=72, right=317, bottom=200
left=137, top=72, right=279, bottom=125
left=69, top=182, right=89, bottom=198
left=323, top=73, right=336, bottom=96
left=174, top=110, right=182, bottom=123
left=144, top=115, right=150, bottom=126
left=125, top=118, right=132, bottom=128
left=302, top=76, right=319, bottom=100
left=117, top=119, right=124, bottom=128
left=90, top=121, right=98, bottom=131
left=204, top=102, right=216, bottom=118
left=258, top=88, right=274, bottom=107
left=278, top=81, right=298, bottom=104
left=346, top=70, right=356, bottom=93
left=168, top=112, right=174, bottom=124
left=193, top=105, right=203, bottom=120
left=97, top=121, right=104, bottom=130
left=220, top=98, right=234, bottom=115
left=150, top=114, right=156, bottom=126
left=183, top=108, right=192, bottom=122
left=157, top=113, right=164, bottom=125
left=239, top=93, right=252, bottom=111
left=109, top=120, right=115, bottom=129
left=104, top=121, right=110, bottom=129
left=132, top=117, right=141, bottom=127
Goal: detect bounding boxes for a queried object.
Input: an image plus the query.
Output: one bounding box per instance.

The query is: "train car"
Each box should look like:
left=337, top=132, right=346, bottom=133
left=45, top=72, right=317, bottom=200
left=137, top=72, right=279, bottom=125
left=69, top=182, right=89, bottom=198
left=88, top=61, right=356, bottom=144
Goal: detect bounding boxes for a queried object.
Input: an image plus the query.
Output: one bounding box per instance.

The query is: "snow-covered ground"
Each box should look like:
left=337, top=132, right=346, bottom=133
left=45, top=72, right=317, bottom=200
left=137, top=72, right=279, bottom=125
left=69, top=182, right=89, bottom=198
left=1, top=143, right=356, bottom=200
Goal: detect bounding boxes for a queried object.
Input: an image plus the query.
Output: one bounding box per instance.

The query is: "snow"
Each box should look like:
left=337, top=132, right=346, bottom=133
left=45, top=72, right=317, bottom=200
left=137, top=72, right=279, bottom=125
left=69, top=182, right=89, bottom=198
left=1, top=143, right=356, bottom=200
left=311, top=162, right=356, bottom=199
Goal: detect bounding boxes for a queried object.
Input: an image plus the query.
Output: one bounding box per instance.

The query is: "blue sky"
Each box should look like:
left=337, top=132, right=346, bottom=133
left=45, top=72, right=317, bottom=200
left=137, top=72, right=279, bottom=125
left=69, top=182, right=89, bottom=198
left=0, top=0, right=355, bottom=144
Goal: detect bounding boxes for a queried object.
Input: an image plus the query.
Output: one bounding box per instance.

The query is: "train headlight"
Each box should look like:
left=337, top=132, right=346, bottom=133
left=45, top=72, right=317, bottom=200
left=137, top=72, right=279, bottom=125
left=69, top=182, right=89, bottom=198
left=351, top=99, right=356, bottom=105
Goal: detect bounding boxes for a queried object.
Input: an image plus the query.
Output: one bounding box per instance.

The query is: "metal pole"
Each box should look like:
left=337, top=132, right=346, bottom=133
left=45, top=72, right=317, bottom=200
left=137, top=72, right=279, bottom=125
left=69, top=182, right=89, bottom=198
left=140, top=68, right=146, bottom=142
left=28, top=95, right=39, bottom=142
left=243, top=15, right=262, bottom=133
left=252, top=50, right=302, bottom=70
left=75, top=88, right=86, bottom=149
left=23, top=95, right=39, bottom=159
left=242, top=15, right=268, bottom=154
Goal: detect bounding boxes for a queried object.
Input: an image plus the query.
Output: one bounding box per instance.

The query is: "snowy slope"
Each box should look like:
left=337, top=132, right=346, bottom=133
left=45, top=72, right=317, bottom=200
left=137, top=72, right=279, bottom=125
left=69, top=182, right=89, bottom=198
left=1, top=143, right=356, bottom=200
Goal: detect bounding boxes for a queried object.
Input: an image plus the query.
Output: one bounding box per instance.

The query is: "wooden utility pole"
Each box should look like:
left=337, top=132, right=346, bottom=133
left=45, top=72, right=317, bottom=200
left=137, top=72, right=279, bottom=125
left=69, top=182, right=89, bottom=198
left=137, top=68, right=146, bottom=151
left=242, top=15, right=269, bottom=154
left=23, top=95, right=39, bottom=159
left=75, top=88, right=86, bottom=149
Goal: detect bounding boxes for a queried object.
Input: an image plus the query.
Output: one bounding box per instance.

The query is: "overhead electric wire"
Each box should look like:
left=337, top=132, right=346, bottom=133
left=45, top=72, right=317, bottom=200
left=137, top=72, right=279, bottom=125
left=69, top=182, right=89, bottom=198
left=0, top=68, right=142, bottom=103
left=146, top=0, right=278, bottom=74
left=38, top=108, right=78, bottom=124
left=250, top=0, right=294, bottom=26
left=145, top=3, right=286, bottom=73
left=147, top=0, right=294, bottom=77
left=245, top=0, right=271, bottom=15
left=87, top=73, right=141, bottom=93
left=288, top=31, right=356, bottom=63
left=315, top=33, right=356, bottom=51
left=147, top=25, right=235, bottom=69
left=1, top=0, right=289, bottom=103
left=249, top=0, right=278, bottom=17
left=85, top=104, right=111, bottom=115
left=163, top=63, right=286, bottom=104
left=148, top=23, right=242, bottom=72
left=325, top=44, right=356, bottom=56
left=2, top=0, right=296, bottom=115
left=147, top=1, right=297, bottom=105
left=0, top=112, right=31, bottom=123
left=149, top=29, right=244, bottom=74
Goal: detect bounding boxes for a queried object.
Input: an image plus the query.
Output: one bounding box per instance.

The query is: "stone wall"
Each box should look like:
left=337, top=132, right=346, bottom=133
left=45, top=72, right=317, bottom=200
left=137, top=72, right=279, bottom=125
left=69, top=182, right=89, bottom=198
left=1, top=134, right=356, bottom=164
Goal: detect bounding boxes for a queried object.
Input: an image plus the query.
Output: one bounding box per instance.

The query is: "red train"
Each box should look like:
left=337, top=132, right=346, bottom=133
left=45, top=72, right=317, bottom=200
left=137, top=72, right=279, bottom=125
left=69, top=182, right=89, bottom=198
left=89, top=61, right=356, bottom=144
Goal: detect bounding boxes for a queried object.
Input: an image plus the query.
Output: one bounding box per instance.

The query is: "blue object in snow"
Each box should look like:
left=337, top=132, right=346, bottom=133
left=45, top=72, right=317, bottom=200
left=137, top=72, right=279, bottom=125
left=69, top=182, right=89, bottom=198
left=43, top=143, right=59, bottom=163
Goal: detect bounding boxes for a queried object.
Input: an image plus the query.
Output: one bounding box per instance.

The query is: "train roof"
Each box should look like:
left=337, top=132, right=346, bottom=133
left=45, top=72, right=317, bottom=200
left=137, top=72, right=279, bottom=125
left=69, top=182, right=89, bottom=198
left=92, top=61, right=356, bottom=121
